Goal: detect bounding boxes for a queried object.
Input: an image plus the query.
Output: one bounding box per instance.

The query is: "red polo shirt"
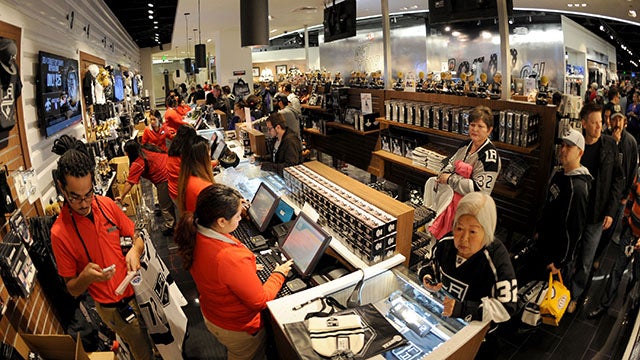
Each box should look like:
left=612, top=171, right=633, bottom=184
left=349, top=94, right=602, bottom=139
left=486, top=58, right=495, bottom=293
left=127, top=149, right=168, bottom=185
left=185, top=176, right=213, bottom=213
left=164, top=107, right=188, bottom=139
left=167, top=155, right=181, bottom=199
left=141, top=127, right=167, bottom=152
left=50, top=196, right=135, bottom=304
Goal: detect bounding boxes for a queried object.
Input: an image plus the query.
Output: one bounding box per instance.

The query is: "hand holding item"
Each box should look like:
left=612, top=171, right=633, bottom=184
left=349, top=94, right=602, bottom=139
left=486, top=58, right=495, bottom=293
left=83, top=262, right=114, bottom=283
left=442, top=297, right=456, bottom=317
left=602, top=216, right=613, bottom=230
left=547, top=262, right=560, bottom=275
left=422, top=275, right=443, bottom=292
left=437, top=173, right=451, bottom=185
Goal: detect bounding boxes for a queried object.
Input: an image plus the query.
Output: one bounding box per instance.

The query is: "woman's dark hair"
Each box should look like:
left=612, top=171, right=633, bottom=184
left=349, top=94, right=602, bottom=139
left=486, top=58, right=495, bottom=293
left=166, top=95, right=177, bottom=108
left=177, top=135, right=214, bottom=213
left=174, top=184, right=243, bottom=270
left=246, top=94, right=261, bottom=109
left=124, top=140, right=165, bottom=168
left=52, top=135, right=95, bottom=187
left=222, top=85, right=231, bottom=95
left=180, top=83, right=187, bottom=93
left=152, top=109, right=161, bottom=119
left=469, top=105, right=494, bottom=129
left=205, top=92, right=215, bottom=105
left=168, top=125, right=197, bottom=156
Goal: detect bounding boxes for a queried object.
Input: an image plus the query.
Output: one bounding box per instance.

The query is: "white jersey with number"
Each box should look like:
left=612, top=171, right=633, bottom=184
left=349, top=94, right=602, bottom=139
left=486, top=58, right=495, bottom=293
left=441, top=138, right=501, bottom=195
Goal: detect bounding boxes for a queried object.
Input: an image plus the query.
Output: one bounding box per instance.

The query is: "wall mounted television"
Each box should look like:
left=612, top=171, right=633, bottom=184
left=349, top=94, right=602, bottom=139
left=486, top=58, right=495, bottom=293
left=36, top=51, right=82, bottom=137
left=132, top=75, right=139, bottom=96
left=428, top=0, right=513, bottom=25
left=113, top=69, right=124, bottom=102
left=323, top=0, right=357, bottom=43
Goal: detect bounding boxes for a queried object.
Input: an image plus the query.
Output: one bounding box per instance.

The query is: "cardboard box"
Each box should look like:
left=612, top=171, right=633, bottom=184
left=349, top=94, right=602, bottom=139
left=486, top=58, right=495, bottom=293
left=21, top=333, right=116, bottom=360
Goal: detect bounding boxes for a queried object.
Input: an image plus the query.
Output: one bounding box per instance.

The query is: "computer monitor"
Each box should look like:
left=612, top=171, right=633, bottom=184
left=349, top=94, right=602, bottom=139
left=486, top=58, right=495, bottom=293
left=280, top=212, right=332, bottom=278
left=211, top=136, right=228, bottom=160
left=248, top=182, right=279, bottom=233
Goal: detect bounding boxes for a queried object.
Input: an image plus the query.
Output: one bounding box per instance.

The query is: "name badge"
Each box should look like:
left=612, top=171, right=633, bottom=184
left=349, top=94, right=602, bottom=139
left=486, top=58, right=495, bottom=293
left=107, top=226, right=118, bottom=233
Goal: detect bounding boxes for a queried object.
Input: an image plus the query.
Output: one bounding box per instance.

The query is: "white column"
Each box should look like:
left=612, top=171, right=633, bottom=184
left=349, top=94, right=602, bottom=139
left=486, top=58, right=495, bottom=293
left=214, top=28, right=254, bottom=94
left=497, top=0, right=511, bottom=100
left=381, top=0, right=392, bottom=89
left=139, top=47, right=155, bottom=101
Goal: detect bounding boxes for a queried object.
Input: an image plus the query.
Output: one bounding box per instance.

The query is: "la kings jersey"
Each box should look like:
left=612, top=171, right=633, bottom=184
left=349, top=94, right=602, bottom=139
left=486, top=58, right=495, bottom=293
left=418, top=237, right=517, bottom=323
left=442, top=138, right=501, bottom=195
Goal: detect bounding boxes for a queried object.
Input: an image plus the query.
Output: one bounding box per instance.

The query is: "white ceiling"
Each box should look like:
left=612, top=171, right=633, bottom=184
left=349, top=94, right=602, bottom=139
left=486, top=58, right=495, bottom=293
left=155, top=0, right=640, bottom=60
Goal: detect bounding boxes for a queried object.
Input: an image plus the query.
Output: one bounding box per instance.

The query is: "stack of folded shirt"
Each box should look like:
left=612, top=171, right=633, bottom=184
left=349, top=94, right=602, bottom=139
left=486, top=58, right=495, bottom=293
left=412, top=146, right=447, bottom=172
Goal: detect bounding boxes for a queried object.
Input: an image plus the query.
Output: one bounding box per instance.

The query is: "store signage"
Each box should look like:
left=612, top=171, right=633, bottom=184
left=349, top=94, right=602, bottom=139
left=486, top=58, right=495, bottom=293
left=233, top=70, right=246, bottom=76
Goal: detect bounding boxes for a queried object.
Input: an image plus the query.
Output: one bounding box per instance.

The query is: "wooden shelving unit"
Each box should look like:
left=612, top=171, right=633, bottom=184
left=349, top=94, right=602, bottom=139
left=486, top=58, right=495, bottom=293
left=326, top=121, right=381, bottom=135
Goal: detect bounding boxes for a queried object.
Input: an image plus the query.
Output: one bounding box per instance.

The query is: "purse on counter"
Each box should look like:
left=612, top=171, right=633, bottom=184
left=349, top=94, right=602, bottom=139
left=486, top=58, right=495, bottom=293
left=308, top=315, right=365, bottom=358
left=540, top=271, right=571, bottom=326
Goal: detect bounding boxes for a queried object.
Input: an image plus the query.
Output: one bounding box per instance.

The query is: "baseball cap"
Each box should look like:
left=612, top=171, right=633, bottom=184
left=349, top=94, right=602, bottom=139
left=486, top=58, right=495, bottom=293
left=562, top=128, right=585, bottom=151
left=610, top=110, right=626, bottom=121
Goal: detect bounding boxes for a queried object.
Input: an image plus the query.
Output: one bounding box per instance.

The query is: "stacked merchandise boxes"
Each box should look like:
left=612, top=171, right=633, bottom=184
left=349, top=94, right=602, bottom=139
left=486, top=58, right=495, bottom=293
left=283, top=165, right=398, bottom=264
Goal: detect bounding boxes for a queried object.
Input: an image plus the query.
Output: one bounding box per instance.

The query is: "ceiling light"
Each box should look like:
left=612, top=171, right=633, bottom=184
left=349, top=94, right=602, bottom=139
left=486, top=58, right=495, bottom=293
left=148, top=10, right=153, bottom=14
left=599, top=25, right=604, bottom=31
left=481, top=31, right=492, bottom=39
left=207, top=38, right=212, bottom=42
left=452, top=31, right=461, bottom=37
left=410, top=5, right=419, bottom=9
left=610, top=35, right=614, bottom=39
left=567, top=4, right=573, bottom=7
left=270, top=29, right=278, bottom=33
left=581, top=3, right=587, bottom=6
left=629, top=9, right=637, bottom=17
left=148, top=15, right=153, bottom=19
left=153, top=25, right=158, bottom=29
left=148, top=3, right=153, bottom=7
left=268, top=15, right=273, bottom=20
left=400, top=7, right=408, bottom=10
left=508, top=18, right=514, bottom=24
left=444, top=26, right=451, bottom=32
left=154, top=21, right=158, bottom=24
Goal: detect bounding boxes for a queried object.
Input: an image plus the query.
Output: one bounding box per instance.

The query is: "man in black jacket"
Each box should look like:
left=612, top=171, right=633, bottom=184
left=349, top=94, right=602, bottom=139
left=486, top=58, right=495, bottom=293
left=260, top=113, right=302, bottom=175
left=596, top=109, right=638, bottom=265
left=537, top=129, right=592, bottom=279
left=568, top=102, right=625, bottom=314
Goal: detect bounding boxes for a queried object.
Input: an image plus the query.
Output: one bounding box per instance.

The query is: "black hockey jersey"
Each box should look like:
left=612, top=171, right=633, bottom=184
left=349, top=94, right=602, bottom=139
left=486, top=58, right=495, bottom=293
left=418, top=237, right=517, bottom=323
left=441, top=138, right=501, bottom=195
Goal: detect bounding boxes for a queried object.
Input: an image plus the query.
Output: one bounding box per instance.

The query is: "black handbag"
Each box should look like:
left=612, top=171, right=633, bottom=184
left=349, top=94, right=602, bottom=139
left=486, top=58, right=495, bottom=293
left=233, top=78, right=250, bottom=99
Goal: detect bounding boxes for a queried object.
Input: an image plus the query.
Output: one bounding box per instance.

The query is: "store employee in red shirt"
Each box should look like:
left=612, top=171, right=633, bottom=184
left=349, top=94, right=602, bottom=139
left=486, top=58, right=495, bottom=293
left=174, top=184, right=293, bottom=360
left=49, top=135, right=155, bottom=360
left=116, top=140, right=176, bottom=236
left=141, top=110, right=167, bottom=151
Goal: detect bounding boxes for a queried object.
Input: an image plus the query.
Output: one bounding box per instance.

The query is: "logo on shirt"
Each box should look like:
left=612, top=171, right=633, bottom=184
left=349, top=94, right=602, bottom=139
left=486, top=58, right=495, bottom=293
left=441, top=269, right=469, bottom=300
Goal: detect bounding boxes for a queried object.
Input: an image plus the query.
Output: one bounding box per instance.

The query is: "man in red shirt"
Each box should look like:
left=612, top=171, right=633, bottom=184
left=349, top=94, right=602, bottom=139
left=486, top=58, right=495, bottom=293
left=49, top=135, right=155, bottom=360
left=117, top=140, right=175, bottom=236
left=141, top=110, right=167, bottom=152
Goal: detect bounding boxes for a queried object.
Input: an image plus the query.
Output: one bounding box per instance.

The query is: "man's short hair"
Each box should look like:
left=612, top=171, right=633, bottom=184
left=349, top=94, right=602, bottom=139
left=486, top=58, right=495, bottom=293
left=267, top=112, right=287, bottom=130
left=283, top=83, right=292, bottom=93
left=275, top=94, right=289, bottom=106
left=580, top=102, right=603, bottom=121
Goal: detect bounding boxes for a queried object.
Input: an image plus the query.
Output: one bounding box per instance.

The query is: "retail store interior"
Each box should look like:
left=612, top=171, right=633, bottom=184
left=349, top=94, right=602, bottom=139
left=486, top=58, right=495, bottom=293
left=0, top=0, right=640, bottom=359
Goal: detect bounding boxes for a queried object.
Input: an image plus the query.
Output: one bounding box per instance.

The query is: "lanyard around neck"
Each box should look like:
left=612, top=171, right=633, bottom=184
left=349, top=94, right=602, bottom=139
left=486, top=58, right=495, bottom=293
left=69, top=197, right=119, bottom=263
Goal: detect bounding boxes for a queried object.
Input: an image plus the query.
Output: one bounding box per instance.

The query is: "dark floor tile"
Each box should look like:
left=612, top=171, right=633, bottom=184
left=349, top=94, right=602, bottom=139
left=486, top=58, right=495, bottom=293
left=535, top=311, right=578, bottom=338
left=588, top=311, right=623, bottom=357
left=582, top=349, right=609, bottom=360
left=495, top=337, right=518, bottom=360
left=494, top=317, right=533, bottom=348
left=547, top=318, right=596, bottom=360
left=513, top=329, right=561, bottom=359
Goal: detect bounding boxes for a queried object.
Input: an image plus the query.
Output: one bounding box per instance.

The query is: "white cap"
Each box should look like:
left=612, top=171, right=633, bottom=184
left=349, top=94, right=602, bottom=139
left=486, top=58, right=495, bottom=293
left=562, top=128, right=585, bottom=151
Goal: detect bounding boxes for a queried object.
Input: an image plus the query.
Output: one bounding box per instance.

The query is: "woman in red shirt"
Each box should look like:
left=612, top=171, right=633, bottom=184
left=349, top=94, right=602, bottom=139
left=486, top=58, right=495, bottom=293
left=141, top=110, right=167, bottom=151
left=167, top=126, right=197, bottom=205
left=175, top=95, right=192, bottom=117
left=177, top=135, right=215, bottom=214
left=116, top=140, right=176, bottom=236
left=174, top=184, right=293, bottom=360
left=163, top=96, right=189, bottom=146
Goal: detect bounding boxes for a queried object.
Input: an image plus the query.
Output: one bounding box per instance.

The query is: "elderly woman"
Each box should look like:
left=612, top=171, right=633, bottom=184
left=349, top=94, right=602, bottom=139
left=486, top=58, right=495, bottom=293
left=418, top=192, right=516, bottom=357
left=436, top=106, right=501, bottom=195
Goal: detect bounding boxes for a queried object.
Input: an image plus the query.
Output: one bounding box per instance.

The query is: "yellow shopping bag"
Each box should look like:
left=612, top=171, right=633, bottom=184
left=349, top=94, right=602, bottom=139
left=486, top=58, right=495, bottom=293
left=540, top=271, right=571, bottom=326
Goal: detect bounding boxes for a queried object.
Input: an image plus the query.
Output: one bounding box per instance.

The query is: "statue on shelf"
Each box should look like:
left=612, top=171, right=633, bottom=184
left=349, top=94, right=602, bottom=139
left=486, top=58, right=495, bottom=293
left=374, top=70, right=384, bottom=89
left=416, top=71, right=425, bottom=92
left=333, top=72, right=344, bottom=87
left=536, top=75, right=550, bottom=105
left=455, top=72, right=467, bottom=96
left=489, top=71, right=502, bottom=99
left=476, top=72, right=488, bottom=98
left=393, top=71, right=405, bottom=91
left=348, top=71, right=357, bottom=87
left=424, top=72, right=436, bottom=93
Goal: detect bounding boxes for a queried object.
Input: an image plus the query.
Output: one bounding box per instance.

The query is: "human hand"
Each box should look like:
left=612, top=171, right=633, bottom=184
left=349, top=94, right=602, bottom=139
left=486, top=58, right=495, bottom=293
left=422, top=275, right=443, bottom=292
left=256, top=263, right=264, bottom=271
left=603, top=216, right=613, bottom=230
left=82, top=262, right=114, bottom=283
left=125, top=246, right=142, bottom=272
left=612, top=126, right=622, bottom=143
left=274, top=259, right=294, bottom=276
left=442, top=297, right=456, bottom=317
left=634, top=238, right=640, bottom=251
left=547, top=263, right=560, bottom=275
left=437, top=173, right=451, bottom=185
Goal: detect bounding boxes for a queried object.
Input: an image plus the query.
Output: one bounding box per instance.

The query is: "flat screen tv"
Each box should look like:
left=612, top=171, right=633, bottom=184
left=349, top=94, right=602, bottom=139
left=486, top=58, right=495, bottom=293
left=113, top=69, right=124, bottom=102
left=36, top=51, right=82, bottom=137
left=323, top=0, right=357, bottom=43
left=428, top=0, right=513, bottom=25
left=132, top=75, right=139, bottom=96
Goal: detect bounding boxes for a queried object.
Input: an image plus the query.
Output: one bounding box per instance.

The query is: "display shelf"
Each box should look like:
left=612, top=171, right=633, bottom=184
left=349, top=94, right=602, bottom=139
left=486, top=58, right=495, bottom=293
left=303, top=128, right=325, bottom=136
left=377, top=118, right=539, bottom=155
left=326, top=121, right=381, bottom=135
left=301, top=104, right=327, bottom=113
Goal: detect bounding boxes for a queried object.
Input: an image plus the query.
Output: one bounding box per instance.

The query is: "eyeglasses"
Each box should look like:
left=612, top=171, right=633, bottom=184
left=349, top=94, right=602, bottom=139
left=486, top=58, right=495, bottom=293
left=66, top=189, right=95, bottom=205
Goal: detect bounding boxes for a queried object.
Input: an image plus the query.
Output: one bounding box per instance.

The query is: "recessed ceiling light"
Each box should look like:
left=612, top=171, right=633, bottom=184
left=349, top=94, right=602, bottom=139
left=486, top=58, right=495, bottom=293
left=629, top=9, right=637, bottom=17
left=268, top=15, right=273, bottom=20
left=581, top=3, right=587, bottom=6
left=270, top=29, right=278, bottom=33
left=444, top=26, right=451, bottom=32
left=207, top=38, right=212, bottom=42
left=153, top=26, right=158, bottom=29
left=411, top=5, right=419, bottom=9
left=148, top=3, right=153, bottom=7
left=148, top=15, right=153, bottom=19
left=567, top=4, right=573, bottom=7
left=400, top=7, right=408, bottom=10
left=599, top=25, right=604, bottom=30
left=154, top=21, right=158, bottom=24
left=148, top=10, right=153, bottom=14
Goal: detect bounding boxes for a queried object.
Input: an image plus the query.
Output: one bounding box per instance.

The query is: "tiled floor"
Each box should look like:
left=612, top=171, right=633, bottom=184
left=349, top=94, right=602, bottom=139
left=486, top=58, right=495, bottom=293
left=139, top=157, right=639, bottom=359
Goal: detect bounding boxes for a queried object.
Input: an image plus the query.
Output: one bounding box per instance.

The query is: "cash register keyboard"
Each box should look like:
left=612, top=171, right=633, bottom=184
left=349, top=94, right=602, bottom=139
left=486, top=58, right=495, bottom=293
left=232, top=221, right=261, bottom=250
left=255, top=253, right=292, bottom=298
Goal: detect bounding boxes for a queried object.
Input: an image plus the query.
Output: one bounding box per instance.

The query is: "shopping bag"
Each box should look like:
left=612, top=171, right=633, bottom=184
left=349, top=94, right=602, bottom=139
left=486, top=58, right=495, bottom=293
left=540, top=271, right=571, bottom=326
left=520, top=280, right=547, bottom=326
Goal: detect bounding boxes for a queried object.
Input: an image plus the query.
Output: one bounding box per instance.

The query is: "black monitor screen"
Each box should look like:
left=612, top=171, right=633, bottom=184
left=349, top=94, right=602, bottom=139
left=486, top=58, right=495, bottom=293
left=132, top=76, right=139, bottom=96
left=37, top=51, right=82, bottom=137
left=323, top=0, right=357, bottom=43
left=248, top=182, right=279, bottom=232
left=281, top=212, right=332, bottom=278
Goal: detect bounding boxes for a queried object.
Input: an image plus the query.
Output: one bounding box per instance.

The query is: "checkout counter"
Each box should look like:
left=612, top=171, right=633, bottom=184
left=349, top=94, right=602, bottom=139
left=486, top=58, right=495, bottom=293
left=210, top=130, right=490, bottom=359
